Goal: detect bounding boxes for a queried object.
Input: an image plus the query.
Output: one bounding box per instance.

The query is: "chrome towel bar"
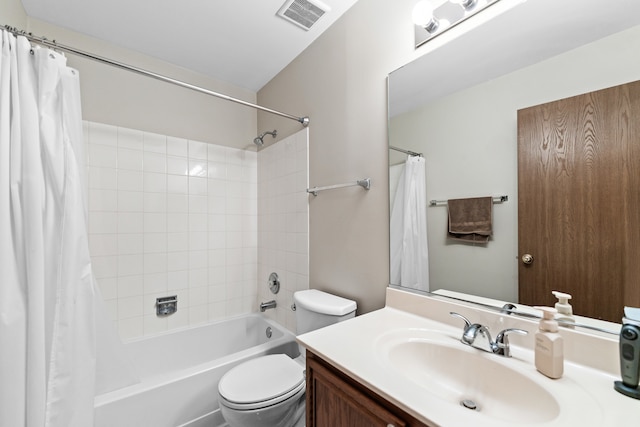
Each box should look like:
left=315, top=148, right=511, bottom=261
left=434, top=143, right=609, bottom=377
left=307, top=178, right=371, bottom=196
left=429, top=195, right=508, bottom=207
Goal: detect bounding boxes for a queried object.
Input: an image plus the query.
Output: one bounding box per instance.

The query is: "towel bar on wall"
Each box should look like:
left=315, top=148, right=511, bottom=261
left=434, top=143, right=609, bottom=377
left=429, top=195, right=508, bottom=207
left=307, top=178, right=371, bottom=196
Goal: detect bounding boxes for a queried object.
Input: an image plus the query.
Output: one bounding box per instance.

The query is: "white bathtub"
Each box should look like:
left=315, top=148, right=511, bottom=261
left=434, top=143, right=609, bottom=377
left=94, top=314, right=299, bottom=427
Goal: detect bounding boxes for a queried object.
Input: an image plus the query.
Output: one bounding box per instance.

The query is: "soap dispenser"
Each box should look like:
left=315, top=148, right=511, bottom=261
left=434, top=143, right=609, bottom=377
left=534, top=307, right=564, bottom=379
left=552, top=290, right=575, bottom=327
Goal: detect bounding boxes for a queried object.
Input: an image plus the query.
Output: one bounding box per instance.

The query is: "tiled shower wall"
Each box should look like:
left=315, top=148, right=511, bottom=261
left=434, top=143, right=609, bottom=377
left=85, top=121, right=258, bottom=340
left=257, top=130, right=309, bottom=333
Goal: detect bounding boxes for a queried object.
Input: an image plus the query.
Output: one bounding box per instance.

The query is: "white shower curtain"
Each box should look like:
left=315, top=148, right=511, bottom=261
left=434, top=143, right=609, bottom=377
left=390, top=156, right=429, bottom=291
left=0, top=30, right=132, bottom=427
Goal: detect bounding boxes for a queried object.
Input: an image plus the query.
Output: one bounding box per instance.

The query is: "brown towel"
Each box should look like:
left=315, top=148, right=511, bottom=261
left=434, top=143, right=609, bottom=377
left=447, top=197, right=493, bottom=243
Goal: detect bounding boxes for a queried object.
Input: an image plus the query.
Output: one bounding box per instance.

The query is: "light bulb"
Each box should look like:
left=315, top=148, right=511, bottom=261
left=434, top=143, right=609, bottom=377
left=412, top=0, right=440, bottom=33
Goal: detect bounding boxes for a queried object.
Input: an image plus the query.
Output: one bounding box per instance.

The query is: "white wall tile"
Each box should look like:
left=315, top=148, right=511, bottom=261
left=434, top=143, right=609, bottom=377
left=97, top=277, right=118, bottom=300
left=118, top=295, right=144, bottom=319
left=144, top=273, right=168, bottom=294
left=118, top=254, right=144, bottom=276
left=167, top=156, right=188, bottom=176
left=89, top=189, right=118, bottom=212
left=118, top=212, right=144, bottom=234
left=118, top=148, right=143, bottom=171
left=89, top=234, right=118, bottom=257
left=144, top=233, right=167, bottom=253
left=118, top=317, right=143, bottom=341
left=189, top=140, right=208, bottom=160
left=118, top=233, right=144, bottom=255
left=89, top=167, right=118, bottom=190
left=167, top=136, right=188, bottom=157
left=144, top=193, right=167, bottom=213
left=89, top=144, right=117, bottom=168
left=207, top=143, right=226, bottom=161
left=168, top=232, right=189, bottom=252
left=188, top=159, right=208, bottom=177
left=167, top=213, right=189, bottom=233
left=90, top=212, right=118, bottom=234
left=143, top=213, right=167, bottom=233
left=167, top=271, right=188, bottom=291
left=88, top=122, right=117, bottom=147
left=118, top=191, right=144, bottom=212
left=144, top=253, right=168, bottom=274
left=144, top=172, right=167, bottom=193
left=118, top=170, right=143, bottom=192
left=188, top=177, right=208, bottom=195
left=118, top=128, right=143, bottom=151
left=144, top=132, right=167, bottom=154
left=208, top=162, right=226, bottom=179
left=86, top=122, right=274, bottom=339
left=167, top=175, right=188, bottom=194
left=167, top=251, right=189, bottom=272
left=188, top=195, right=208, bottom=214
left=118, top=275, right=144, bottom=298
left=144, top=151, right=167, bottom=174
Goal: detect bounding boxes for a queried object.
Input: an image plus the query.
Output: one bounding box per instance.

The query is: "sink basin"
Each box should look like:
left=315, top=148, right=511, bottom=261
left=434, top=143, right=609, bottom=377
left=375, top=328, right=561, bottom=424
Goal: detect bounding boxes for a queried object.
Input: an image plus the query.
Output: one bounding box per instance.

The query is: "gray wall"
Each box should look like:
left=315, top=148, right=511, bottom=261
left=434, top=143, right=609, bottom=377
left=0, top=0, right=27, bottom=27
left=20, top=18, right=257, bottom=149
left=257, top=0, right=422, bottom=313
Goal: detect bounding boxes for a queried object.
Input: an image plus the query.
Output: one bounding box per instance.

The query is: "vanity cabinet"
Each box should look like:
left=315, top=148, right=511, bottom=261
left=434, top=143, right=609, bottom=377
left=305, top=351, right=433, bottom=427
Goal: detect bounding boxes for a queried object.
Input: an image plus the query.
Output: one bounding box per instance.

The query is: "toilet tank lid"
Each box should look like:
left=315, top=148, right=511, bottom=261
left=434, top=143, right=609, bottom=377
left=294, top=289, right=357, bottom=316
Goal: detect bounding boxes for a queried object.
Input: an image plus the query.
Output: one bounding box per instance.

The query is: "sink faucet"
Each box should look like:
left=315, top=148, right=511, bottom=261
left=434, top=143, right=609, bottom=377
left=450, top=312, right=528, bottom=357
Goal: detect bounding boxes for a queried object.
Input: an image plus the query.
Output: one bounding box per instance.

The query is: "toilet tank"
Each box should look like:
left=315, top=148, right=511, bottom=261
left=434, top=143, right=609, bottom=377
left=294, top=289, right=357, bottom=335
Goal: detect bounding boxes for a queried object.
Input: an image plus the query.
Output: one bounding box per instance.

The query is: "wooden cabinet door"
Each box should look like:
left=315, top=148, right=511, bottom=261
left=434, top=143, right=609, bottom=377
left=517, top=80, right=640, bottom=322
left=306, top=352, right=432, bottom=427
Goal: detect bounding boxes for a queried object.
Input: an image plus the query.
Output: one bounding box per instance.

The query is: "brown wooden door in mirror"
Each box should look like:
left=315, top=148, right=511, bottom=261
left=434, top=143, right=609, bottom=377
left=517, top=80, right=640, bottom=322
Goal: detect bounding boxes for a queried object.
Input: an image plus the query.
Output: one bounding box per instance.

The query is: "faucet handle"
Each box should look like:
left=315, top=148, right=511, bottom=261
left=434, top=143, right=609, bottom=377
left=450, top=312, right=472, bottom=329
left=494, top=328, right=528, bottom=357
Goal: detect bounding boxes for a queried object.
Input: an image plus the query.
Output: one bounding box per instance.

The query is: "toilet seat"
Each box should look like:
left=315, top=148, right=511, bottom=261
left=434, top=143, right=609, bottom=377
left=219, top=354, right=305, bottom=411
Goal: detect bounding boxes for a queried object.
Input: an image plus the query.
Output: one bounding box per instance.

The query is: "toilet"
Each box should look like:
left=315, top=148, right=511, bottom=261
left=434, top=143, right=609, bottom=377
left=218, top=289, right=357, bottom=427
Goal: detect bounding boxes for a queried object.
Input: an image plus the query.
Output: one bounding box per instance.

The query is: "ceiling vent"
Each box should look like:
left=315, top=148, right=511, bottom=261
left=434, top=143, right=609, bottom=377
left=277, top=0, right=330, bottom=31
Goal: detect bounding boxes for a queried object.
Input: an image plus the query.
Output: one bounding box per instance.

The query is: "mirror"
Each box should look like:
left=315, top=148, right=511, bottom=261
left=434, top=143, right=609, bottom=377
left=388, top=0, right=640, bottom=333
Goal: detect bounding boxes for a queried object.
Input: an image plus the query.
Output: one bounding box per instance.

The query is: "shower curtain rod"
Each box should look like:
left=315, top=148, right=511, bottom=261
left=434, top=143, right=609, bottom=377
left=2, top=25, right=310, bottom=127
left=389, top=145, right=422, bottom=157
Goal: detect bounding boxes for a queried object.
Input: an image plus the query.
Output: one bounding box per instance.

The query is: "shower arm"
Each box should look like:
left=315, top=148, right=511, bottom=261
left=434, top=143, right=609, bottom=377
left=2, top=25, right=310, bottom=127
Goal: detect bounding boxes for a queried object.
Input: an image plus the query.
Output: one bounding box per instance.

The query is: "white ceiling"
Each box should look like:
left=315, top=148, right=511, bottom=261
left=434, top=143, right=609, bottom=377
left=20, top=0, right=359, bottom=92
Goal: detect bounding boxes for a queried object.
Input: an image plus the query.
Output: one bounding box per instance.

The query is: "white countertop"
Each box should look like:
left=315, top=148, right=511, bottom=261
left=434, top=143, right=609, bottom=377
left=297, top=288, right=639, bottom=427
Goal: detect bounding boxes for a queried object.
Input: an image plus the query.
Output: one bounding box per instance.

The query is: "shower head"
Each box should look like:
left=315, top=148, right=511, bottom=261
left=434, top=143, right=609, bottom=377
left=253, top=130, right=277, bottom=146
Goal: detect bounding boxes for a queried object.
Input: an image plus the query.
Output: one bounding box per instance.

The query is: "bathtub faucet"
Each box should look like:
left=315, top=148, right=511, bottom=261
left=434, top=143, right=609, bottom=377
left=260, top=300, right=277, bottom=312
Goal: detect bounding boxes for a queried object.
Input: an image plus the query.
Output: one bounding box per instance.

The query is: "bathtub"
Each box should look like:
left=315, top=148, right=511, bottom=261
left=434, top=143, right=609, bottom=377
left=94, top=314, right=300, bottom=427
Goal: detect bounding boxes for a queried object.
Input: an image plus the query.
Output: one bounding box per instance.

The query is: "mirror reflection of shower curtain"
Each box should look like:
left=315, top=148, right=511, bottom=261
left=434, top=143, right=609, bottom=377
left=390, top=156, right=429, bottom=291
left=0, top=31, right=135, bottom=427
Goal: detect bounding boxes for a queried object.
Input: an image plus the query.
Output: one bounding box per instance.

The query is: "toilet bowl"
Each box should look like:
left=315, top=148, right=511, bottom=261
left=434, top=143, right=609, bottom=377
left=217, top=290, right=356, bottom=427
left=218, top=354, right=305, bottom=427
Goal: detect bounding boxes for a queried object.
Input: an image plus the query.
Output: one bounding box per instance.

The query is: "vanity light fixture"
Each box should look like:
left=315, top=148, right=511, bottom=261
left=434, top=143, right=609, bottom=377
left=413, top=0, right=501, bottom=48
